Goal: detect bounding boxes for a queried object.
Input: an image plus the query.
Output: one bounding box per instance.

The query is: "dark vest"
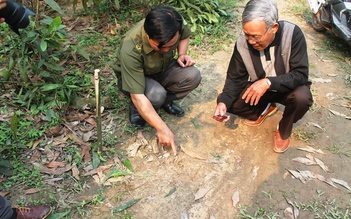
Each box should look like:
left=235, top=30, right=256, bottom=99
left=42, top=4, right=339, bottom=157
left=236, top=21, right=295, bottom=82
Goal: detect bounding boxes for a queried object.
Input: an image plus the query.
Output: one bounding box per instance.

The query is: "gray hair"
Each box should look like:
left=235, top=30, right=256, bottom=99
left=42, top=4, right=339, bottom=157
left=242, top=0, right=278, bottom=29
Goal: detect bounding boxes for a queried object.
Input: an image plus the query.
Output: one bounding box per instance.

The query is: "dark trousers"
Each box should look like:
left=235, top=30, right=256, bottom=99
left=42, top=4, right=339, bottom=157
left=119, top=60, right=202, bottom=109
left=145, top=60, right=201, bottom=109
left=0, top=195, right=14, bottom=219
left=225, top=83, right=313, bottom=139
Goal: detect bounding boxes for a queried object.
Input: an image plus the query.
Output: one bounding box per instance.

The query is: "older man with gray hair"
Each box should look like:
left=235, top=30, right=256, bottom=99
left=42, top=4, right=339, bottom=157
left=213, top=0, right=313, bottom=153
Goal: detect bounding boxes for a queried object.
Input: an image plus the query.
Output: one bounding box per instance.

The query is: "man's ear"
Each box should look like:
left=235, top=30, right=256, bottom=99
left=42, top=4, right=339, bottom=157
left=271, top=23, right=279, bottom=34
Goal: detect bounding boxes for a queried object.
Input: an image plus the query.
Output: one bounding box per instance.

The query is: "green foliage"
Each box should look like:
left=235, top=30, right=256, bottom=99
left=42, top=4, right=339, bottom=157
left=165, top=0, right=234, bottom=33
left=0, top=159, right=43, bottom=190
left=0, top=15, right=90, bottom=108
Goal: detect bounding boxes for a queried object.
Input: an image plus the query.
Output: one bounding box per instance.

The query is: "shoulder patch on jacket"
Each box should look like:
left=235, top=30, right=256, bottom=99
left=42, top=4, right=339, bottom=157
left=135, top=44, right=142, bottom=50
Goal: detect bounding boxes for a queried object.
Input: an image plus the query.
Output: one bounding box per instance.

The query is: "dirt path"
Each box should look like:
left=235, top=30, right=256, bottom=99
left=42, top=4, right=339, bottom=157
left=90, top=1, right=351, bottom=218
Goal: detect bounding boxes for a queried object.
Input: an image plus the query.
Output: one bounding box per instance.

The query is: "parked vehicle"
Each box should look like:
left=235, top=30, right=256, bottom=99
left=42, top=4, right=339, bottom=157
left=307, top=0, right=351, bottom=46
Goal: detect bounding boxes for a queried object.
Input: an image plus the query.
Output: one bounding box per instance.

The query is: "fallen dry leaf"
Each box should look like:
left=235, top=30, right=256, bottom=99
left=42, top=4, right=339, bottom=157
left=32, top=162, right=72, bottom=175
left=311, top=78, right=332, bottom=83
left=232, top=188, right=240, bottom=208
left=298, top=146, right=325, bottom=155
left=81, top=145, right=92, bottom=162
left=307, top=122, right=325, bottom=131
left=30, top=150, right=41, bottom=163
left=31, top=137, right=44, bottom=149
left=180, top=144, right=206, bottom=160
left=72, top=163, right=80, bottom=180
left=314, top=158, right=329, bottom=172
left=284, top=207, right=294, bottom=219
left=194, top=187, right=210, bottom=201
left=24, top=188, right=40, bottom=194
left=329, top=109, right=351, bottom=120
left=330, top=178, right=351, bottom=191
left=127, top=130, right=148, bottom=157
left=44, top=178, right=63, bottom=186
left=311, top=172, right=338, bottom=188
left=180, top=210, right=189, bottom=219
left=46, top=161, right=67, bottom=169
left=292, top=157, right=317, bottom=165
left=287, top=169, right=313, bottom=183
left=84, top=117, right=97, bottom=126
left=285, top=197, right=299, bottom=218
left=0, top=191, right=9, bottom=196
left=82, top=131, right=93, bottom=142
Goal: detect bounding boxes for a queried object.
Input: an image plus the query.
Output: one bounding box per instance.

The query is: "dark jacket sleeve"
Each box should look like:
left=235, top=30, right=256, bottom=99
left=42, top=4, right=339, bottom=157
left=217, top=43, right=249, bottom=108
left=268, top=25, right=310, bottom=92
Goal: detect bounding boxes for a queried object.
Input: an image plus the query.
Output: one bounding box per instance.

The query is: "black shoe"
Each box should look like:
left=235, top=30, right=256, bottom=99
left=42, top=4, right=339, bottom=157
left=129, top=103, right=146, bottom=129
left=162, top=102, right=185, bottom=117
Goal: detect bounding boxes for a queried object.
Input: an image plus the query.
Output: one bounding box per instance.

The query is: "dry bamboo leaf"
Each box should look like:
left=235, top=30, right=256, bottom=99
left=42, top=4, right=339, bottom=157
left=44, top=178, right=63, bottom=185
left=287, top=169, right=313, bottom=183
left=314, top=158, right=329, bottom=172
left=329, top=109, right=351, bottom=120
left=298, top=146, right=325, bottom=155
left=311, top=78, right=332, bottom=83
left=24, top=188, right=40, bottom=194
left=292, top=157, right=316, bottom=165
left=84, top=117, right=97, bottom=126
left=232, top=188, right=240, bottom=208
left=127, top=130, right=148, bottom=157
left=284, top=207, right=294, bottom=219
left=307, top=122, right=325, bottom=131
left=194, top=187, right=210, bottom=201
left=30, top=150, right=41, bottom=163
left=93, top=175, right=100, bottom=185
left=311, top=172, right=338, bottom=188
left=306, top=153, right=314, bottom=160
left=327, top=73, right=338, bottom=77
left=32, top=162, right=72, bottom=175
left=180, top=210, right=189, bottom=219
left=46, top=161, right=67, bottom=169
left=31, top=137, right=44, bottom=149
left=285, top=197, right=299, bottom=218
left=287, top=169, right=306, bottom=183
left=67, top=133, right=89, bottom=147
left=330, top=178, right=351, bottom=191
left=180, top=144, right=206, bottom=160
left=298, top=170, right=314, bottom=181
left=72, top=163, right=80, bottom=180
left=82, top=131, right=93, bottom=142
left=81, top=145, right=92, bottom=162
left=0, top=191, right=9, bottom=196
left=44, top=146, right=55, bottom=162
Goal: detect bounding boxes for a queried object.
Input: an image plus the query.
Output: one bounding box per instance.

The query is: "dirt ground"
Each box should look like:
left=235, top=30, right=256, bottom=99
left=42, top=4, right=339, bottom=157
left=75, top=1, right=350, bottom=219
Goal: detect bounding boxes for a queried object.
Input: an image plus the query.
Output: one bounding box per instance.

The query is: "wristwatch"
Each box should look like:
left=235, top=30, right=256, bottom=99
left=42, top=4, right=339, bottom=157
left=266, top=78, right=271, bottom=87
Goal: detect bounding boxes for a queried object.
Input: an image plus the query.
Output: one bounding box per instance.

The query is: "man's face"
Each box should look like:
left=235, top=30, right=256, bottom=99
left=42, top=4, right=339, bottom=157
left=242, top=19, right=278, bottom=51
left=148, top=31, right=179, bottom=54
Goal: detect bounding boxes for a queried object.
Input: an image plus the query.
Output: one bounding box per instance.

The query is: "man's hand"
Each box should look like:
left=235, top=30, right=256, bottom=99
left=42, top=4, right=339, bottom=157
left=0, top=0, right=7, bottom=11
left=213, top=102, right=230, bottom=123
left=131, top=93, right=178, bottom=155
left=242, top=78, right=270, bottom=106
left=177, top=54, right=196, bottom=67
left=157, top=126, right=177, bottom=156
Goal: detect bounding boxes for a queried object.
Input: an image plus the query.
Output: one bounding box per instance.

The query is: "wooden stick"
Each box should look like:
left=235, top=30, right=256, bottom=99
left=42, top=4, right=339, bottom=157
left=94, top=69, right=102, bottom=152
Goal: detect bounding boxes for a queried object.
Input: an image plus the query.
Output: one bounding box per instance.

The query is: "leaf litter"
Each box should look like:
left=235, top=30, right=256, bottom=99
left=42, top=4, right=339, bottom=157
left=287, top=169, right=337, bottom=188
left=285, top=197, right=299, bottom=219
left=298, top=146, right=325, bottom=155
left=292, top=154, right=329, bottom=172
